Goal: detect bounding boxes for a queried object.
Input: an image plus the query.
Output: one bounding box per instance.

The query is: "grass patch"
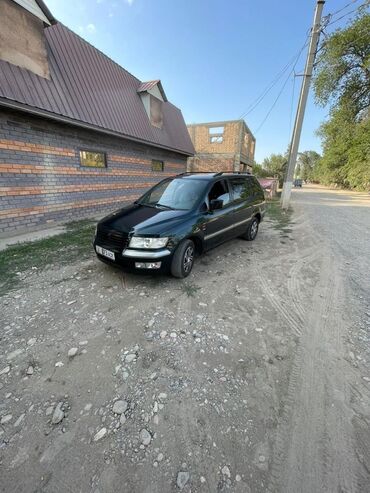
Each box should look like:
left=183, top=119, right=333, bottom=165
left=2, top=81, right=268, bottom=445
left=0, top=219, right=95, bottom=296
left=181, top=282, right=201, bottom=298
left=265, top=198, right=292, bottom=230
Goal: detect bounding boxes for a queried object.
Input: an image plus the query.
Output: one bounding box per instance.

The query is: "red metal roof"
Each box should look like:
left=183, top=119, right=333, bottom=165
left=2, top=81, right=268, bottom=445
left=0, top=23, right=194, bottom=156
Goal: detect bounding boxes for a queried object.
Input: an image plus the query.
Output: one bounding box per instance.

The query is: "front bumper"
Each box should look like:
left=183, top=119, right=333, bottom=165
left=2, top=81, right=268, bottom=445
left=93, top=241, right=174, bottom=273
left=122, top=248, right=171, bottom=259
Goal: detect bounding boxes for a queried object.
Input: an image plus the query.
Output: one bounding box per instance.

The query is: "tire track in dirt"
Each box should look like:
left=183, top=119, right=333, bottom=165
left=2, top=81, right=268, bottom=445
left=267, top=246, right=359, bottom=493
left=252, top=265, right=302, bottom=337
left=286, top=245, right=319, bottom=321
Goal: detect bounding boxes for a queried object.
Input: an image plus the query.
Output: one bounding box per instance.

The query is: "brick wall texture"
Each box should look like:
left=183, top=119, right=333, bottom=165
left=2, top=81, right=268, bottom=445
left=187, top=121, right=255, bottom=173
left=0, top=109, right=187, bottom=236
left=187, top=156, right=235, bottom=173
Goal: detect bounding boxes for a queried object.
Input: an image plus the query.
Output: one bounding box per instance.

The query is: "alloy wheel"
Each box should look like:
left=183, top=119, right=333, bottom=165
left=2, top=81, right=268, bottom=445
left=183, top=245, right=194, bottom=273
left=250, top=220, right=258, bottom=239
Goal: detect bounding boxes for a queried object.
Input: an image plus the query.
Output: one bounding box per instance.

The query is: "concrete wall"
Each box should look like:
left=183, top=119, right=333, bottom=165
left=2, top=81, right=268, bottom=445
left=0, top=0, right=50, bottom=78
left=0, top=109, right=187, bottom=236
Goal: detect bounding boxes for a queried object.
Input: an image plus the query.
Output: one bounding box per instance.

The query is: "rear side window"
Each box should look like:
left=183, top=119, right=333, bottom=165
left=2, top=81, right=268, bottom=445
left=207, top=180, right=230, bottom=207
left=248, top=177, right=264, bottom=199
left=229, top=178, right=249, bottom=202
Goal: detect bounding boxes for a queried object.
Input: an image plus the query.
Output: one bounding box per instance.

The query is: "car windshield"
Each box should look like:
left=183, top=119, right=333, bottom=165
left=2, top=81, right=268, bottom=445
left=137, top=178, right=206, bottom=211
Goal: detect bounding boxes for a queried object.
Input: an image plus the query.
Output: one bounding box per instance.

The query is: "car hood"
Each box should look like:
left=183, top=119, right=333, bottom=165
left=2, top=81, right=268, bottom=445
left=99, top=204, right=190, bottom=234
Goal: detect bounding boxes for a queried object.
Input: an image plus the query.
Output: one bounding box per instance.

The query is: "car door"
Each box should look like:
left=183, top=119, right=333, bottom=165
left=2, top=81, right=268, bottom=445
left=202, top=179, right=235, bottom=250
left=227, top=177, right=254, bottom=236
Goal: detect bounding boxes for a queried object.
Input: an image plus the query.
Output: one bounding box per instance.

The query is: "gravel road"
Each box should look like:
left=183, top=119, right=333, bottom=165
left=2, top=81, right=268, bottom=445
left=0, top=185, right=369, bottom=493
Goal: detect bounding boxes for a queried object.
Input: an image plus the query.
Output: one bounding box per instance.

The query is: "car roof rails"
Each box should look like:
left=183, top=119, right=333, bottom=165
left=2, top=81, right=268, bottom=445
left=213, top=170, right=252, bottom=177
left=177, top=171, right=220, bottom=177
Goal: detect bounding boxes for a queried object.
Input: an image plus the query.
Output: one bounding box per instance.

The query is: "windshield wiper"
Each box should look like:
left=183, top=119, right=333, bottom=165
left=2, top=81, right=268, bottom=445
left=155, top=203, right=174, bottom=210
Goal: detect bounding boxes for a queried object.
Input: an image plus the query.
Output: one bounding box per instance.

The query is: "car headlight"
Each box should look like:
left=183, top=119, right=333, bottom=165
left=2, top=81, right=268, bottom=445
left=129, top=237, right=169, bottom=249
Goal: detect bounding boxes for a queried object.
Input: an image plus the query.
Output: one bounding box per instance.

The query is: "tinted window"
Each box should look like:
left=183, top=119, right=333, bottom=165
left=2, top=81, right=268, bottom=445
left=248, top=177, right=264, bottom=198
left=229, top=178, right=249, bottom=201
left=207, top=180, right=230, bottom=207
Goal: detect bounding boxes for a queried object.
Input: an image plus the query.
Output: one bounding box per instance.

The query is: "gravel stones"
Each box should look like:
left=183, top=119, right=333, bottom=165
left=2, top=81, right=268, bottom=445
left=1, top=414, right=12, bottom=425
left=112, top=400, right=128, bottom=415
left=0, top=365, right=10, bottom=375
left=68, top=347, right=78, bottom=358
left=125, top=353, right=136, bottom=363
left=51, top=402, right=64, bottom=424
left=176, top=471, right=190, bottom=489
left=26, top=366, right=34, bottom=375
left=94, top=427, right=107, bottom=441
left=140, top=428, right=152, bottom=446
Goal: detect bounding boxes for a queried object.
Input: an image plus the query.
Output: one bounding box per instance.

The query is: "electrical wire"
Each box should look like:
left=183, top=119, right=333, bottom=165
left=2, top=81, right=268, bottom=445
left=254, top=68, right=295, bottom=134
left=326, top=0, right=369, bottom=27
left=328, top=0, right=362, bottom=18
left=237, top=36, right=309, bottom=120
left=253, top=40, right=308, bottom=134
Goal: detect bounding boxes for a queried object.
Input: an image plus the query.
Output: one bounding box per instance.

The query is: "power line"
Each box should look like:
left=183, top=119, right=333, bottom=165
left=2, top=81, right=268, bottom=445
left=254, top=42, right=307, bottom=134
left=237, top=37, right=309, bottom=120
left=326, top=0, right=369, bottom=27
left=328, top=0, right=362, bottom=18
left=254, top=69, right=294, bottom=134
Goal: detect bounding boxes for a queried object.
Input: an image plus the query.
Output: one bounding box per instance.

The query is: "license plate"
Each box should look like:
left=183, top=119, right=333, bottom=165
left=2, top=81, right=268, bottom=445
left=96, top=245, right=115, bottom=260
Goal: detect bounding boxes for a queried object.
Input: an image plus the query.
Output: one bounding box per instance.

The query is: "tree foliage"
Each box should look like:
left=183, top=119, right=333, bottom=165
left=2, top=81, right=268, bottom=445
left=252, top=163, right=271, bottom=178
left=296, top=150, right=321, bottom=181
left=313, top=12, right=370, bottom=190
left=261, top=153, right=287, bottom=186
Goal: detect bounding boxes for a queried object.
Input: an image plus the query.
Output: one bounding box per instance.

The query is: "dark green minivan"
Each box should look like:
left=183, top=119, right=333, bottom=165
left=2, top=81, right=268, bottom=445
left=94, top=172, right=265, bottom=278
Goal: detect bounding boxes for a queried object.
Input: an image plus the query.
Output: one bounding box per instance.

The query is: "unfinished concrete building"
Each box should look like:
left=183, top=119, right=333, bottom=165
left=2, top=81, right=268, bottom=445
left=186, top=120, right=255, bottom=173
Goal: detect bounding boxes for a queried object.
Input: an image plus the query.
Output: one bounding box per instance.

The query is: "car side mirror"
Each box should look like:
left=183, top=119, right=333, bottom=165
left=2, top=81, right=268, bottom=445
left=210, top=199, right=223, bottom=211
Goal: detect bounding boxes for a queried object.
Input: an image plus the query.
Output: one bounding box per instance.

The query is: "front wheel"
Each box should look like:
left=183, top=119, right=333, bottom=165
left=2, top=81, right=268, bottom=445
left=241, top=217, right=259, bottom=241
left=171, top=239, right=195, bottom=278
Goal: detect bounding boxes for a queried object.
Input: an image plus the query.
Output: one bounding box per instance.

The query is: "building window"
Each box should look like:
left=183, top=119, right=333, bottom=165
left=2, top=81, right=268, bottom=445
left=152, top=159, right=164, bottom=171
left=79, top=150, right=106, bottom=168
left=150, top=95, right=163, bottom=128
left=209, top=126, right=224, bottom=143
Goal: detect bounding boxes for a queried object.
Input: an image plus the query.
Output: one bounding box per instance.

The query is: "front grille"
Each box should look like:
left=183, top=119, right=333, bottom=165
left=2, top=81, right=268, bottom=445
left=96, top=228, right=129, bottom=252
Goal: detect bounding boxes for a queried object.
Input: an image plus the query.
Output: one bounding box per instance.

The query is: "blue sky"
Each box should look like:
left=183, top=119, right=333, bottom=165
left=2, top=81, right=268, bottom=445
left=45, top=0, right=358, bottom=162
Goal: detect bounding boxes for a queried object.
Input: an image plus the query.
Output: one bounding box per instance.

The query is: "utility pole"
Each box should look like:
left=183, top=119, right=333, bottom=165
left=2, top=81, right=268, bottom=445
left=281, top=0, right=325, bottom=209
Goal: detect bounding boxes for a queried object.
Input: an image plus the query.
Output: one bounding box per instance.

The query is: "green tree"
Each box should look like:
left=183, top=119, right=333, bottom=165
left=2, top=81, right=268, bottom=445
left=314, top=12, right=370, bottom=117
left=262, top=153, right=287, bottom=186
left=253, top=163, right=271, bottom=178
left=297, top=151, right=321, bottom=181
left=313, top=12, right=370, bottom=190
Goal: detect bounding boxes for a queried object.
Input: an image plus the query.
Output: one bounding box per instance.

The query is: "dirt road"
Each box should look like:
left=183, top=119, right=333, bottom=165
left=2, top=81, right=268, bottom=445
left=0, top=186, right=369, bottom=492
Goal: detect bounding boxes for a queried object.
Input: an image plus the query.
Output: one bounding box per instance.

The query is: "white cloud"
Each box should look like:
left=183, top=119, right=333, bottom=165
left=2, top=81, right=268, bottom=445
left=77, top=24, right=97, bottom=35
left=125, top=0, right=134, bottom=5
left=86, top=23, right=96, bottom=33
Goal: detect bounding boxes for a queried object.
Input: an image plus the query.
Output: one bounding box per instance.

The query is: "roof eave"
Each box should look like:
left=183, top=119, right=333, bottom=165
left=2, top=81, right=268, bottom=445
left=35, top=0, right=57, bottom=25
left=0, top=98, right=194, bottom=157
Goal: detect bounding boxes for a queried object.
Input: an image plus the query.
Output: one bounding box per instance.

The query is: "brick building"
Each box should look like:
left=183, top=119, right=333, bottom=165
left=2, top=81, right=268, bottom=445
left=186, top=120, right=255, bottom=173
left=0, top=0, right=194, bottom=237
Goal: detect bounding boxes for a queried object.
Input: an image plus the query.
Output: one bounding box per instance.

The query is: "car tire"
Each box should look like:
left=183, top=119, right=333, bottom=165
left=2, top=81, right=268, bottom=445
left=171, top=239, right=195, bottom=278
left=242, top=217, right=259, bottom=241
